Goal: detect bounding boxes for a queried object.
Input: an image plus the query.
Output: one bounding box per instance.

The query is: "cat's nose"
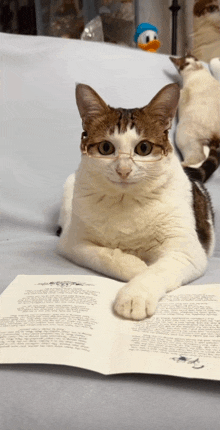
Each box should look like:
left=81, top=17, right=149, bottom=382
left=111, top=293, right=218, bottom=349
left=116, top=166, right=132, bottom=179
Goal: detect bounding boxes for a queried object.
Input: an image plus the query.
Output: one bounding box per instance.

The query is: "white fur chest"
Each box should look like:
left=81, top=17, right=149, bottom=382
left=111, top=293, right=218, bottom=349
left=72, top=172, right=194, bottom=261
left=80, top=193, right=161, bottom=246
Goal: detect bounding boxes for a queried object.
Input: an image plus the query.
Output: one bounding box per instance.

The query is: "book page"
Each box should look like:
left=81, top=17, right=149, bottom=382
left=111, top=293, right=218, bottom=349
left=0, top=275, right=123, bottom=374
left=0, top=275, right=220, bottom=380
left=108, top=284, right=220, bottom=380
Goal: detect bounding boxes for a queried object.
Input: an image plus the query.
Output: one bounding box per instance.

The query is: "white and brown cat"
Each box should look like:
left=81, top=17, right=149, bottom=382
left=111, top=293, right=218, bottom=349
left=170, top=53, right=220, bottom=167
left=193, top=0, right=220, bottom=63
left=57, top=83, right=219, bottom=320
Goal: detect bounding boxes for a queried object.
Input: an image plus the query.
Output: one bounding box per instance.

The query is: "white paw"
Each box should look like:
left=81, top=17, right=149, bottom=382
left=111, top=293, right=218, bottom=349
left=114, top=283, right=160, bottom=320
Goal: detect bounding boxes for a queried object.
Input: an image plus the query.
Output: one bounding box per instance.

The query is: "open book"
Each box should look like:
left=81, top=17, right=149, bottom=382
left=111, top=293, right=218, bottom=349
left=0, top=275, right=220, bottom=380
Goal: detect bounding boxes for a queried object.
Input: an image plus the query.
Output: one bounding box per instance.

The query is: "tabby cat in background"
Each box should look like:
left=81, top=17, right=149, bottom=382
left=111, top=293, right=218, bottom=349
left=57, top=83, right=220, bottom=320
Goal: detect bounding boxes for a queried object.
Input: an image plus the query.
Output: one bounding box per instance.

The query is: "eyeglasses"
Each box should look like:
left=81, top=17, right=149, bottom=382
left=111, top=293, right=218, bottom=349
left=82, top=147, right=166, bottom=163
left=80, top=131, right=167, bottom=163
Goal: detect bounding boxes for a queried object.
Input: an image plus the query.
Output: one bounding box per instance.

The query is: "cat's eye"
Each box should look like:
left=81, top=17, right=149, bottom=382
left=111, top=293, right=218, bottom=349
left=135, top=141, right=152, bottom=156
left=98, top=141, right=115, bottom=156
left=208, top=5, right=218, bottom=12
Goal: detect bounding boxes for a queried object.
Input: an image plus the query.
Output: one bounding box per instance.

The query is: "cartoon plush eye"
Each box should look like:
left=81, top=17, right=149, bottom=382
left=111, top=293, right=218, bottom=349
left=135, top=141, right=152, bottom=156
left=137, top=30, right=158, bottom=45
left=98, top=141, right=115, bottom=155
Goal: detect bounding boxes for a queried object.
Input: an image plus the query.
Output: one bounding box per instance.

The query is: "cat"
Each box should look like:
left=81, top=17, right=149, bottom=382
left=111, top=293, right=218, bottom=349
left=57, top=82, right=219, bottom=320
left=170, top=54, right=220, bottom=167
left=192, top=0, right=220, bottom=63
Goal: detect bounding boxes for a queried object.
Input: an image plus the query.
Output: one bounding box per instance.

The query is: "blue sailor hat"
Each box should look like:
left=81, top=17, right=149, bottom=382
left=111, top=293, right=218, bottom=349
left=134, top=23, right=159, bottom=43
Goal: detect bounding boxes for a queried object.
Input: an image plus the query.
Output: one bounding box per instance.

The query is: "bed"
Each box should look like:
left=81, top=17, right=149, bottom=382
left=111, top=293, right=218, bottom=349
left=1, top=32, right=220, bottom=429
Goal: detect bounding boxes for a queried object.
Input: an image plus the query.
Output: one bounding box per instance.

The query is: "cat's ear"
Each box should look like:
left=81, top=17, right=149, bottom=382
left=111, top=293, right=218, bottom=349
left=145, top=83, right=180, bottom=130
left=170, top=56, right=181, bottom=68
left=75, top=84, right=109, bottom=125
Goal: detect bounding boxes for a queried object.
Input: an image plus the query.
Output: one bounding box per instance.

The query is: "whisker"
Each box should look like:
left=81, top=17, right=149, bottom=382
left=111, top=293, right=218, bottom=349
left=97, top=195, right=106, bottom=203
left=81, top=193, right=97, bottom=198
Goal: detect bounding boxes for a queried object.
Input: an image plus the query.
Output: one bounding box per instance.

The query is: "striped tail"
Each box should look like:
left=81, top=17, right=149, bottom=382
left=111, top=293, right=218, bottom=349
left=183, top=137, right=220, bottom=183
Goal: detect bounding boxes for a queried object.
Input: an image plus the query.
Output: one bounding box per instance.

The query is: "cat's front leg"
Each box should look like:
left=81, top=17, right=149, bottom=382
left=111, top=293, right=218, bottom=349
left=58, top=239, right=147, bottom=282
left=114, top=240, right=208, bottom=320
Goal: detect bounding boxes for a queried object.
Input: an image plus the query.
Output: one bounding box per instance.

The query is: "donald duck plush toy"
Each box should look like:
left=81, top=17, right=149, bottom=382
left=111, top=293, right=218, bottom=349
left=134, top=23, right=161, bottom=52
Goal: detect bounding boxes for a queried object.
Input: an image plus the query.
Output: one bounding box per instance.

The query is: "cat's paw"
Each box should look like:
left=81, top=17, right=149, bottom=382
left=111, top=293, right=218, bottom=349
left=114, top=282, right=161, bottom=320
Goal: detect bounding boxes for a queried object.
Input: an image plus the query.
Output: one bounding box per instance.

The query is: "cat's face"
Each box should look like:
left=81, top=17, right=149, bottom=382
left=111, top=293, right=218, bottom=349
left=80, top=126, right=166, bottom=189
left=75, top=83, right=180, bottom=189
left=170, top=54, right=203, bottom=75
left=193, top=0, right=219, bottom=19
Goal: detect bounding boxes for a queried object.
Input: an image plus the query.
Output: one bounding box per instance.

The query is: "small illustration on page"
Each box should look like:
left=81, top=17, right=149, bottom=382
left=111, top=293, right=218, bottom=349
left=36, top=281, right=93, bottom=287
left=171, top=356, right=205, bottom=369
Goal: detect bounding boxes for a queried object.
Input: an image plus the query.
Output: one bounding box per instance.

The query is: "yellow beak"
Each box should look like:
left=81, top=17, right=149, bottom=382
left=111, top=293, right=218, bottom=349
left=138, top=40, right=161, bottom=52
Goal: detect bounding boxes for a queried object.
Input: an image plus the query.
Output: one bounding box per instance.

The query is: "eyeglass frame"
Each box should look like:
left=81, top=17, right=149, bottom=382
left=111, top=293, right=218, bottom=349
left=80, top=132, right=167, bottom=163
